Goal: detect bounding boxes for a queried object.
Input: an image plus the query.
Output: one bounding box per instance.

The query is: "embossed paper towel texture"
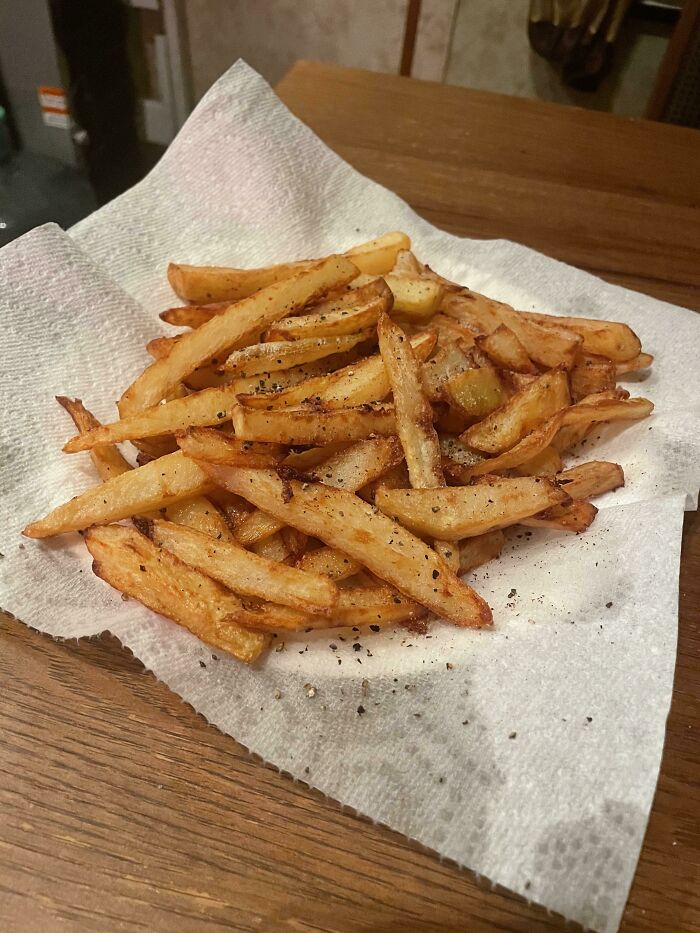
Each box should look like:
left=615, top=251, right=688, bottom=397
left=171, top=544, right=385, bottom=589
left=0, top=59, right=698, bottom=932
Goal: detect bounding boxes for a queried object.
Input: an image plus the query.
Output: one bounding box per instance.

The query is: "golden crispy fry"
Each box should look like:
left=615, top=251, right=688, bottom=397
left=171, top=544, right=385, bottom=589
left=238, top=512, right=287, bottom=549
left=461, top=370, right=570, bottom=454
left=169, top=427, right=285, bottom=467
left=121, top=256, right=358, bottom=414
left=147, top=334, right=180, bottom=360
left=458, top=530, right=505, bottom=575
left=443, top=291, right=581, bottom=369
left=513, top=445, right=563, bottom=476
left=168, top=232, right=409, bottom=303
left=376, top=477, right=568, bottom=540
left=551, top=422, right=595, bottom=453
left=237, top=331, right=437, bottom=410
left=446, top=367, right=506, bottom=419
left=555, top=461, right=624, bottom=499
left=56, top=397, right=132, bottom=481
left=378, top=312, right=443, bottom=488
left=146, top=519, right=338, bottom=614
left=64, top=383, right=246, bottom=451
left=570, top=353, right=616, bottom=402
left=224, top=332, right=370, bottom=376
left=236, top=585, right=427, bottom=633
left=24, top=451, right=210, bottom=538
left=519, top=311, right=641, bottom=362
left=615, top=352, right=654, bottom=376
left=476, top=324, right=537, bottom=374
left=266, top=278, right=392, bottom=340
left=420, top=339, right=473, bottom=402
left=283, top=443, right=350, bottom=470
left=231, top=402, right=396, bottom=446
left=251, top=531, right=291, bottom=562
left=162, top=496, right=235, bottom=542
left=160, top=302, right=229, bottom=328
left=296, top=546, right=363, bottom=580
left=452, top=414, right=564, bottom=482
left=521, top=500, right=598, bottom=533
left=85, top=524, right=269, bottom=662
left=191, top=464, right=492, bottom=628
left=561, top=392, right=653, bottom=429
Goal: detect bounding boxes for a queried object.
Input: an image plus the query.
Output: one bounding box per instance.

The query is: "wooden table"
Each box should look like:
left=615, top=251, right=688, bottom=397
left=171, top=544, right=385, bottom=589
left=1, top=62, right=698, bottom=932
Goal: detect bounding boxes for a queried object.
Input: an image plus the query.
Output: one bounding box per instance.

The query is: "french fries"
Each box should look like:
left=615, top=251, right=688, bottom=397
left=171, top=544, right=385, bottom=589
left=29, top=232, right=654, bottom=662
left=85, top=524, right=269, bottom=662
left=376, top=477, right=569, bottom=540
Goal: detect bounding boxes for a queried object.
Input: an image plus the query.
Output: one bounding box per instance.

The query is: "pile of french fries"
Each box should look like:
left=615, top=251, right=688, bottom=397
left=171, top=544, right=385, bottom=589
left=24, top=232, right=654, bottom=663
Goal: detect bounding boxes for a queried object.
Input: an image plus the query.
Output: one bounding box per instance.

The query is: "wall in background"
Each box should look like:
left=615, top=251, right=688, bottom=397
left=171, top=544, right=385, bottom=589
left=184, top=0, right=409, bottom=100
left=445, top=0, right=669, bottom=118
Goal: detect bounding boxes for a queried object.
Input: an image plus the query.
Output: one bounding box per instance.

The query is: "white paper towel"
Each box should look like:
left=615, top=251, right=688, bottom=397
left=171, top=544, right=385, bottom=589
left=1, top=61, right=699, bottom=932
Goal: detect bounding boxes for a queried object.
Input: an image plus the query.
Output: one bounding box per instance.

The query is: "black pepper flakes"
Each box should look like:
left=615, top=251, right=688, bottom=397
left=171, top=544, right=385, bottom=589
left=357, top=705, right=366, bottom=716
left=369, top=624, right=380, bottom=632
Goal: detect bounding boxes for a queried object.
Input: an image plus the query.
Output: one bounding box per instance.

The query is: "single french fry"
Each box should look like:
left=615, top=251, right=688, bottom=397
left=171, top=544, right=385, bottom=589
left=570, top=352, right=616, bottom=402
left=232, top=584, right=426, bottom=633
left=391, top=249, right=423, bottom=276
left=84, top=524, right=269, bottom=662
left=188, top=463, right=492, bottom=628
left=146, top=519, right=338, bottom=614
left=476, top=324, right=537, bottom=374
left=559, top=393, right=654, bottom=431
left=163, top=496, right=235, bottom=543
left=518, top=311, right=642, bottom=362
left=166, top=427, right=285, bottom=467
left=167, top=232, right=409, bottom=303
left=461, top=370, right=570, bottom=454
left=160, top=302, right=229, bottom=328
left=615, top=352, right=654, bottom=376
left=23, top=451, right=211, bottom=538
left=121, top=256, right=359, bottom=414
left=266, top=278, right=392, bottom=340
left=458, top=530, right=505, bottom=575
left=237, top=331, right=437, bottom=410
left=378, top=312, right=443, bottom=488
left=56, top=397, right=132, bottom=481
left=451, top=414, right=564, bottom=482
left=446, top=367, right=506, bottom=419
left=231, top=403, right=396, bottom=446
left=296, top=546, right=363, bottom=580
left=224, top=332, right=370, bottom=376
left=375, top=477, right=568, bottom=540
left=65, top=383, right=246, bottom=451
left=521, top=500, right=598, bottom=533
left=555, top=461, right=624, bottom=500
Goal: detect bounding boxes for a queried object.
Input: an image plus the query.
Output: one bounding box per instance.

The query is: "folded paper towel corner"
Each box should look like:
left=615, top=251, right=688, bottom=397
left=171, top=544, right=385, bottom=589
left=1, top=60, right=699, bottom=933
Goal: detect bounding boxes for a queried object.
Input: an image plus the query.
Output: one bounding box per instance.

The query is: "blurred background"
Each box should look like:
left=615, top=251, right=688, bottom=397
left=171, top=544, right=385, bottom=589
left=0, top=0, right=697, bottom=247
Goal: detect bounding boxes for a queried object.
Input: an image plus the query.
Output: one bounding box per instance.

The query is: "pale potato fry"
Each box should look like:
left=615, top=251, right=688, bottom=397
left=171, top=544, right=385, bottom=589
left=147, top=334, right=180, bottom=360
left=378, top=312, right=443, bottom=488
left=296, top=546, right=363, bottom=580
left=519, top=310, right=641, bottom=362
left=442, top=291, right=581, bottom=369
left=375, top=477, right=568, bottom=540
left=391, top=249, right=423, bottom=276
left=162, top=496, right=235, bottom=543
left=446, top=367, right=506, bottom=419
left=353, top=273, right=443, bottom=318
left=555, top=461, right=624, bottom=500
left=168, top=232, right=409, bottom=303
left=189, top=464, right=492, bottom=628
left=85, top=524, right=269, bottom=662
left=266, top=278, right=392, bottom=340
left=476, top=324, right=537, bottom=374
left=231, top=402, right=396, bottom=446
left=65, top=383, right=246, bottom=451
left=146, top=519, right=338, bottom=614
left=224, top=332, right=370, bottom=376
left=570, top=353, right=616, bottom=402
left=121, top=256, right=358, bottom=415
left=237, top=511, right=287, bottom=549
left=56, top=396, right=132, bottom=481
left=251, top=531, right=291, bottom=563
left=513, top=445, right=563, bottom=476
left=237, top=331, right=437, bottom=410
left=23, top=450, right=211, bottom=538
left=615, top=352, right=654, bottom=376
left=521, top=500, right=598, bottom=533
left=462, top=370, right=570, bottom=454
left=458, top=530, right=505, bottom=575
left=420, top=339, right=474, bottom=402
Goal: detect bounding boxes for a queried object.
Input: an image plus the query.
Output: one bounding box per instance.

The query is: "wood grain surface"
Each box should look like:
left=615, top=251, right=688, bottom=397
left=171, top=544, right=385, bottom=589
left=1, top=62, right=699, bottom=932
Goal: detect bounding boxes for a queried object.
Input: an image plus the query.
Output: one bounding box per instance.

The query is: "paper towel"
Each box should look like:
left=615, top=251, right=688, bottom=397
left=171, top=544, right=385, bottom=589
left=1, top=61, right=699, bottom=931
